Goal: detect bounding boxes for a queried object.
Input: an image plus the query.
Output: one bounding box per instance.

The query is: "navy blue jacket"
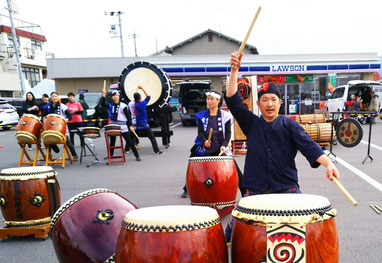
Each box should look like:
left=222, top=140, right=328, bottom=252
left=225, top=91, right=324, bottom=192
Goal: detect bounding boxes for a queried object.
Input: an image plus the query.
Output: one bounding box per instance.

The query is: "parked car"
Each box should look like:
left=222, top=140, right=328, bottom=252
left=0, top=101, right=19, bottom=130
left=326, top=80, right=382, bottom=114
left=177, top=81, right=211, bottom=126
left=1, top=97, right=24, bottom=117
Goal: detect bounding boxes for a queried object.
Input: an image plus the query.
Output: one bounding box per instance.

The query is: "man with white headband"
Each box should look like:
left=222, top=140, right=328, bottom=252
left=181, top=89, right=245, bottom=198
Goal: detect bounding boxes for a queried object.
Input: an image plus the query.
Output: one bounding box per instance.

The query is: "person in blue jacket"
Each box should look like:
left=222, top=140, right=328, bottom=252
left=224, top=51, right=341, bottom=243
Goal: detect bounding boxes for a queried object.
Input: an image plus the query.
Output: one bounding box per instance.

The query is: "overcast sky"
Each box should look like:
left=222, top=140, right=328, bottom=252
left=2, top=0, right=382, bottom=58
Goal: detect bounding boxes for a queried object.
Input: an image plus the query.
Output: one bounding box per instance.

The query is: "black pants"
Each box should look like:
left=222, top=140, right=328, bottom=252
left=183, top=148, right=245, bottom=197
left=49, top=135, right=77, bottom=158
left=68, top=123, right=84, bottom=146
left=109, top=132, right=139, bottom=158
left=135, top=128, right=160, bottom=153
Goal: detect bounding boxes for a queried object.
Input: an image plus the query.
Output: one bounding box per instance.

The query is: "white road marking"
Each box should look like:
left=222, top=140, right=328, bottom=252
left=324, top=150, right=382, bottom=192
left=360, top=140, right=382, bottom=151
left=169, top=122, right=182, bottom=129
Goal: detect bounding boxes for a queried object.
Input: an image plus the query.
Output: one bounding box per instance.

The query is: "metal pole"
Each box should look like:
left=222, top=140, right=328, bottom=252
left=117, top=11, right=124, bottom=57
left=6, top=0, right=25, bottom=96
left=133, top=33, right=137, bottom=57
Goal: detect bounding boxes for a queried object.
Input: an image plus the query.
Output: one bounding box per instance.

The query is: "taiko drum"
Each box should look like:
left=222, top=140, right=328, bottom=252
left=0, top=166, right=60, bottom=228
left=231, top=194, right=339, bottom=263
left=186, top=156, right=238, bottom=213
left=15, top=114, right=42, bottom=143
left=50, top=189, right=137, bottom=263
left=115, top=205, right=228, bottom=263
left=41, top=114, right=66, bottom=143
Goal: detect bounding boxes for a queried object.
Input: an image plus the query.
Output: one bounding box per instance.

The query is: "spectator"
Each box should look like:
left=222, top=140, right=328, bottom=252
left=368, top=90, right=380, bottom=123
left=66, top=92, right=84, bottom=146
left=22, top=92, right=39, bottom=116
left=78, top=93, right=89, bottom=121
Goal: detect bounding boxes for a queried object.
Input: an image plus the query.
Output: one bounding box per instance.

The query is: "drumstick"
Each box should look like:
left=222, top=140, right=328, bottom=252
left=207, top=128, right=213, bottom=142
left=370, top=204, right=380, bottom=214
left=132, top=130, right=139, bottom=139
left=103, top=80, right=106, bottom=91
left=238, top=6, right=262, bottom=55
left=332, top=177, right=358, bottom=206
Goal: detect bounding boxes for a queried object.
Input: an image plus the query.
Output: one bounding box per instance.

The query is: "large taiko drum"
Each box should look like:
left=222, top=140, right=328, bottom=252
left=41, top=114, right=66, bottom=143
left=186, top=156, right=238, bottom=216
left=0, top=166, right=60, bottom=228
left=50, top=188, right=137, bottom=263
left=115, top=205, right=228, bottom=263
left=15, top=114, right=42, bottom=143
left=231, top=194, right=339, bottom=263
left=302, top=122, right=336, bottom=143
left=118, top=61, right=172, bottom=110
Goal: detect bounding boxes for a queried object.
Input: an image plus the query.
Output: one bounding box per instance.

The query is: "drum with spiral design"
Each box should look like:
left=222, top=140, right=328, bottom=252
left=231, top=194, right=338, bottom=263
left=115, top=205, right=228, bottom=263
left=49, top=188, right=137, bottom=263
left=0, top=166, right=60, bottom=228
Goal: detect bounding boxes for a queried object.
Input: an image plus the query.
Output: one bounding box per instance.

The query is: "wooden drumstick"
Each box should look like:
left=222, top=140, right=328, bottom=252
left=332, top=177, right=358, bottom=206
left=207, top=128, right=213, bottom=142
left=238, top=6, right=262, bottom=55
left=103, top=80, right=106, bottom=91
left=132, top=130, right=139, bottom=139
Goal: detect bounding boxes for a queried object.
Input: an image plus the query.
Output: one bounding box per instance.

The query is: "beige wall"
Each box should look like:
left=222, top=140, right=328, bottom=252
left=55, top=78, right=119, bottom=95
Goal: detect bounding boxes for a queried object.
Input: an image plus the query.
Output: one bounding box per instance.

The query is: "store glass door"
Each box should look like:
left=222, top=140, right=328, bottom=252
left=286, top=84, right=300, bottom=115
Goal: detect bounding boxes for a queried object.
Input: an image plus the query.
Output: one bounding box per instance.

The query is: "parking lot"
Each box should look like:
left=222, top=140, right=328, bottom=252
left=1, top=119, right=382, bottom=262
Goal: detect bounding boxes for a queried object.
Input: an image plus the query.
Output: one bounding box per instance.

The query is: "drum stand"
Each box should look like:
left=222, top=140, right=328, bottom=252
left=18, top=141, right=46, bottom=167
left=44, top=139, right=73, bottom=169
left=104, top=130, right=125, bottom=165
left=80, top=136, right=105, bottom=167
left=0, top=224, right=50, bottom=240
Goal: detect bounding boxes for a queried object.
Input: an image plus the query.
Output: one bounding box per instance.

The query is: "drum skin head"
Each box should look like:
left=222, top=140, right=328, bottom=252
left=118, top=61, right=172, bottom=110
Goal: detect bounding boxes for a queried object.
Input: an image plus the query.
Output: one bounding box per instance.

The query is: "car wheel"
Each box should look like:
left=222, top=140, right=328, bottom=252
left=2, top=127, right=11, bottom=131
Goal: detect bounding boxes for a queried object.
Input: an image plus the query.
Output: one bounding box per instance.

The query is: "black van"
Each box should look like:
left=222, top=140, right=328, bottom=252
left=177, top=81, right=211, bottom=126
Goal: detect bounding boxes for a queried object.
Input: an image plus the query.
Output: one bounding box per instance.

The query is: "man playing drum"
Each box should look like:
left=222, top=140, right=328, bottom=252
left=42, top=92, right=78, bottom=160
left=224, top=51, right=340, bottom=242
left=101, top=89, right=141, bottom=161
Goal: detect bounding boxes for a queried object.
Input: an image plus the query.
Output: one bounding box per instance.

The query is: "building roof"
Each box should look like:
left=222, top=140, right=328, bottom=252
left=0, top=25, right=47, bottom=42
left=154, top=28, right=258, bottom=55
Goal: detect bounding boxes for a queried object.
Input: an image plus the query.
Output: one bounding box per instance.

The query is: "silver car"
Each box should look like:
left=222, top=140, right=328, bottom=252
left=0, top=101, right=19, bottom=130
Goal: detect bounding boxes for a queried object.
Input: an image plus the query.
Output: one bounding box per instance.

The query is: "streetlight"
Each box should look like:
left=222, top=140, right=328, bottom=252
left=105, top=11, right=124, bottom=57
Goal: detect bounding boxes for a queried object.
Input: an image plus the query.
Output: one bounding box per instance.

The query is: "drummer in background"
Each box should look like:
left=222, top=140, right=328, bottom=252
left=42, top=92, right=78, bottom=161
left=181, top=90, right=245, bottom=198
left=224, top=51, right=340, bottom=243
left=128, top=86, right=163, bottom=155
left=101, top=88, right=141, bottom=161
left=22, top=92, right=39, bottom=150
left=66, top=92, right=84, bottom=146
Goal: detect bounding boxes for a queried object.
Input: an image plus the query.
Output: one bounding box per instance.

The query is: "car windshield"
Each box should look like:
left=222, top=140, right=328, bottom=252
left=75, top=94, right=100, bottom=108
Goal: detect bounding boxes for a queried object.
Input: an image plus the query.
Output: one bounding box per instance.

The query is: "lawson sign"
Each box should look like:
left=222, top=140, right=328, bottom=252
left=271, top=64, right=307, bottom=73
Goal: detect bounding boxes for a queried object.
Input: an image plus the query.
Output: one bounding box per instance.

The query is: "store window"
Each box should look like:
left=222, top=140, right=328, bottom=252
left=22, top=67, right=40, bottom=88
left=31, top=40, right=42, bottom=50
left=337, top=74, right=360, bottom=86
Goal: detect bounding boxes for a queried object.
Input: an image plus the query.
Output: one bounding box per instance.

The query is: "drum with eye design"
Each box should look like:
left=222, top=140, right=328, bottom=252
left=15, top=114, right=42, bottom=143
left=41, top=114, right=66, bottom=143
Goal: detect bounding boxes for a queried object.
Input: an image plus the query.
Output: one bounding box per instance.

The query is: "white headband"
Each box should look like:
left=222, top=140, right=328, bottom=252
left=205, top=91, right=221, bottom=100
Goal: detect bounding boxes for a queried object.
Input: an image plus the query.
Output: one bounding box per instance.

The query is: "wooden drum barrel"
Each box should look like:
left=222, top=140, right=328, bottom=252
left=82, top=127, right=101, bottom=138
left=186, top=156, right=238, bottom=216
left=50, top=188, right=137, bottom=263
left=41, top=114, right=66, bottom=143
left=15, top=114, right=42, bottom=143
left=231, top=194, right=339, bottom=263
left=104, top=124, right=121, bottom=132
left=302, top=122, right=336, bottom=143
left=0, top=166, right=60, bottom=228
left=296, top=114, right=326, bottom=124
left=115, top=205, right=228, bottom=263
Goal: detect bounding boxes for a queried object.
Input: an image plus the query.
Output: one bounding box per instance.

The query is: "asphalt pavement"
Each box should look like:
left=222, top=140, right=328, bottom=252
left=0, top=118, right=382, bottom=262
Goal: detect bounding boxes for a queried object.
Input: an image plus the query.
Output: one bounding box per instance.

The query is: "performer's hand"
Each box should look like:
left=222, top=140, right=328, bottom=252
left=326, top=163, right=340, bottom=181
left=230, top=51, right=243, bottom=71
left=129, top=126, right=135, bottom=133
left=27, top=108, right=31, bottom=111
left=137, top=85, right=143, bottom=90
left=220, top=146, right=226, bottom=154
left=64, top=118, right=69, bottom=123
left=204, top=140, right=211, bottom=148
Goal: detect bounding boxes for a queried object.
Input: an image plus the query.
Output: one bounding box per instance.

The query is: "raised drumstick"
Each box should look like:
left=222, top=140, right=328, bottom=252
left=103, top=80, right=106, bottom=91
left=332, top=177, right=358, bottom=206
left=238, top=6, right=262, bottom=55
left=207, top=128, right=213, bottom=142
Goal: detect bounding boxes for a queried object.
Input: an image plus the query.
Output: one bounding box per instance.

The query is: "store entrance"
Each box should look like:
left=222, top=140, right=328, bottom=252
left=277, top=83, right=301, bottom=115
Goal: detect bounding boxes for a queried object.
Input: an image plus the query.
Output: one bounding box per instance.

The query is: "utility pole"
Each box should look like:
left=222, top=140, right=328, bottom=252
left=132, top=33, right=137, bottom=57
left=105, top=11, right=124, bottom=57
left=6, top=0, right=25, bottom=96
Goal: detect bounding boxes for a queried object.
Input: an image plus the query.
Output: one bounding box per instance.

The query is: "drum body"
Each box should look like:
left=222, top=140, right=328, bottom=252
left=186, top=156, right=238, bottom=210
left=115, top=205, right=228, bottom=263
left=82, top=127, right=101, bottom=138
left=104, top=124, right=121, bottom=132
left=15, top=114, right=42, bottom=143
left=296, top=114, right=326, bottom=124
left=231, top=194, right=339, bottom=263
left=50, top=189, right=137, bottom=263
left=118, top=61, right=172, bottom=110
left=42, top=114, right=66, bottom=143
left=302, top=122, right=336, bottom=142
left=0, top=166, right=60, bottom=227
